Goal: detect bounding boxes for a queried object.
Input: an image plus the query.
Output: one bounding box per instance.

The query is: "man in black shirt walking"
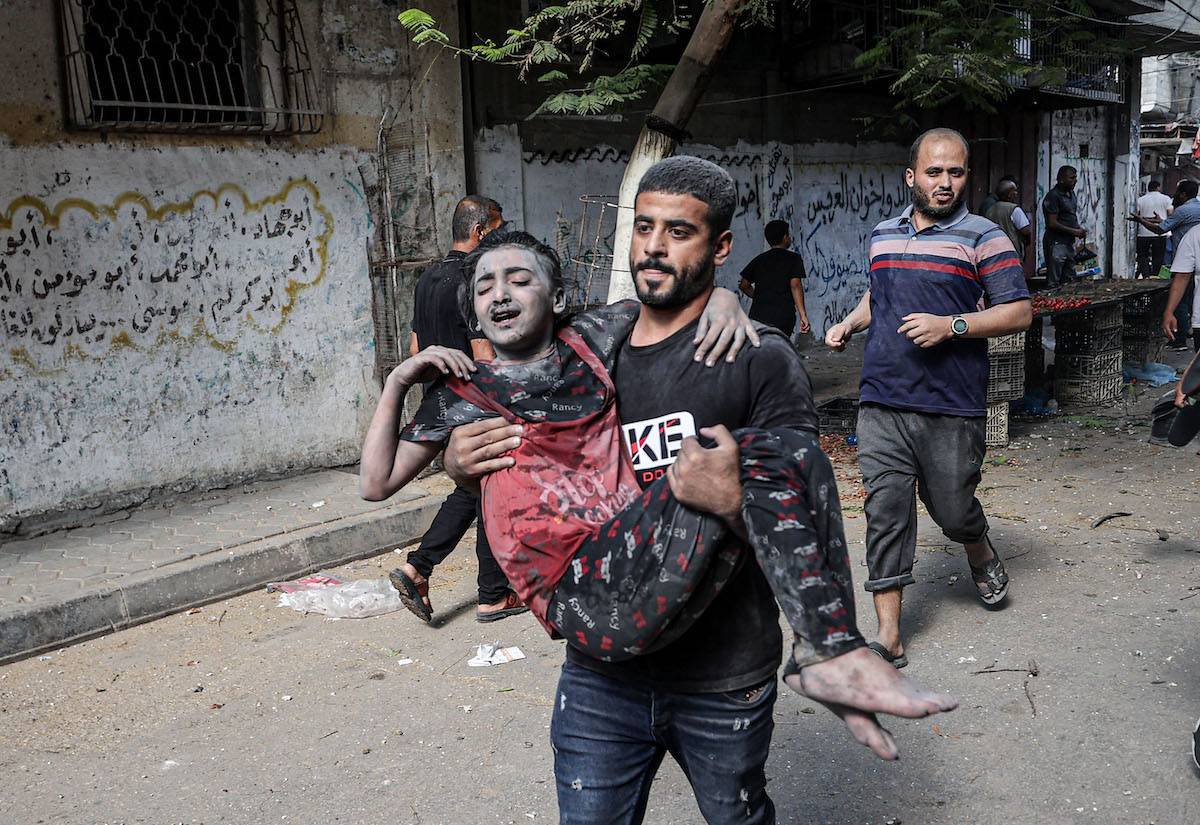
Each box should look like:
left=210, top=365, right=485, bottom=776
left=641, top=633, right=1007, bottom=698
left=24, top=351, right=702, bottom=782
left=738, top=219, right=810, bottom=336
left=390, top=195, right=528, bottom=624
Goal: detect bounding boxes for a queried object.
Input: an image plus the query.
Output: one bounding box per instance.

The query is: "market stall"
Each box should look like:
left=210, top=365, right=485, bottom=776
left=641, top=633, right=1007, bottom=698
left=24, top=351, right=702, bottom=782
left=980, top=279, right=1173, bottom=446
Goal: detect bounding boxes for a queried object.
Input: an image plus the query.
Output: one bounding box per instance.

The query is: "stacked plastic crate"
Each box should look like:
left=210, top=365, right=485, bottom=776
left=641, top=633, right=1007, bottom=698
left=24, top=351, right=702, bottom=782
left=1121, top=291, right=1169, bottom=366
left=1053, top=303, right=1123, bottom=406
left=985, top=332, right=1026, bottom=446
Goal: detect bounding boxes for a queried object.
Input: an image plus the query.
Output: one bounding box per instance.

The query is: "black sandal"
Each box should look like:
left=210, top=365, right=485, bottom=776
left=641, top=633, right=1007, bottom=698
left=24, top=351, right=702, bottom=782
left=969, top=539, right=1010, bottom=607
left=389, top=568, right=433, bottom=623
left=867, top=641, right=909, bottom=669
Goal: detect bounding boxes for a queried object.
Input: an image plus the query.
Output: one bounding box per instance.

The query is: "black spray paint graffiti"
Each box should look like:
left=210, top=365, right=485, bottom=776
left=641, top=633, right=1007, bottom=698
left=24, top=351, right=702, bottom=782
left=1, top=180, right=332, bottom=370
left=797, top=167, right=909, bottom=336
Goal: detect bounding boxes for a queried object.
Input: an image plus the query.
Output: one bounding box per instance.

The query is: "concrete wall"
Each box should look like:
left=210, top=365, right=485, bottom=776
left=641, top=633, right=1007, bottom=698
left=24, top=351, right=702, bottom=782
left=0, top=0, right=465, bottom=533
left=479, top=127, right=907, bottom=338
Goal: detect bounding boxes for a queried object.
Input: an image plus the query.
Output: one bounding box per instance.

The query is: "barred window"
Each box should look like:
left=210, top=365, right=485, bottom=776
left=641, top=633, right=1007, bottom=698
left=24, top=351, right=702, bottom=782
left=58, top=0, right=322, bottom=134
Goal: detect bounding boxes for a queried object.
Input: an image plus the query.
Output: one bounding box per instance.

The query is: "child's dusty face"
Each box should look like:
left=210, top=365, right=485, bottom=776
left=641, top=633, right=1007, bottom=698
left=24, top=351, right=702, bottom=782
left=472, top=247, right=565, bottom=362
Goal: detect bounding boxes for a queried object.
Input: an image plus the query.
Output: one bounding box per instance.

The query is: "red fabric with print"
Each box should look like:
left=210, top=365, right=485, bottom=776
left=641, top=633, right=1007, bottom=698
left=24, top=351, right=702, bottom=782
left=445, top=327, right=641, bottom=631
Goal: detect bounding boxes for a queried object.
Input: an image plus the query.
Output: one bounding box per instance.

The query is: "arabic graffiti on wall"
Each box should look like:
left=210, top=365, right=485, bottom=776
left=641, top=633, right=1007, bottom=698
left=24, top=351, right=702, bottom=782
left=508, top=140, right=909, bottom=336
left=796, top=165, right=909, bottom=334
left=1, top=179, right=332, bottom=371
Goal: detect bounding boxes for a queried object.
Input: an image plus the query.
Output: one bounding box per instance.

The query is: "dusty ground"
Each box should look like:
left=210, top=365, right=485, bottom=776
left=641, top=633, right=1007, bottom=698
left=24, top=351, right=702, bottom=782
left=2, top=348, right=1198, bottom=825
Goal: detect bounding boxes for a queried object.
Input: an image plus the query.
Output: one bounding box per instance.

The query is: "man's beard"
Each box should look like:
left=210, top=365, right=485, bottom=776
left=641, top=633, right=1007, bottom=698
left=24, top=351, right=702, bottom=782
left=629, top=250, right=715, bottom=308
left=911, top=185, right=962, bottom=220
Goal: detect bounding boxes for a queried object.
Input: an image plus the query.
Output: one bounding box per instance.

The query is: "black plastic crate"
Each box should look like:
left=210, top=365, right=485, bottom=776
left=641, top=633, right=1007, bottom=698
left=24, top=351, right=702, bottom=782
left=1122, top=291, right=1168, bottom=318
left=817, top=396, right=859, bottom=434
left=1056, top=349, right=1122, bottom=381
left=1053, top=373, right=1123, bottom=406
left=1055, top=324, right=1122, bottom=354
left=1055, top=302, right=1122, bottom=331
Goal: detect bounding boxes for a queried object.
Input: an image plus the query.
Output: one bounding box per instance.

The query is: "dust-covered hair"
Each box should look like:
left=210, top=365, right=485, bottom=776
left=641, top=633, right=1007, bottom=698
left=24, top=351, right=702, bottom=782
left=636, top=155, right=737, bottom=236
left=459, top=230, right=566, bottom=331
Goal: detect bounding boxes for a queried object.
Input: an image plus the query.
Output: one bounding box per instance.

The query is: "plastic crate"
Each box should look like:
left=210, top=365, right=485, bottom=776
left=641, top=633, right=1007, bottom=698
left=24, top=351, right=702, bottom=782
left=988, top=331, right=1026, bottom=354
left=1055, top=324, right=1122, bottom=354
left=985, top=402, right=1009, bottom=447
left=987, top=351, right=1026, bottom=402
left=1123, top=338, right=1165, bottom=366
left=1055, top=302, right=1122, bottom=331
left=1053, top=373, right=1123, bottom=406
left=817, top=396, right=859, bottom=434
left=1055, top=349, right=1122, bottom=381
left=1122, top=291, right=1168, bottom=318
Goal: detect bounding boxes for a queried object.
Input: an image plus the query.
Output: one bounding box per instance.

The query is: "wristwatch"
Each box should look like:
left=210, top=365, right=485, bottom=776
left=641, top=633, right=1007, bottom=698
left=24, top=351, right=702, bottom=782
left=950, top=315, right=969, bottom=337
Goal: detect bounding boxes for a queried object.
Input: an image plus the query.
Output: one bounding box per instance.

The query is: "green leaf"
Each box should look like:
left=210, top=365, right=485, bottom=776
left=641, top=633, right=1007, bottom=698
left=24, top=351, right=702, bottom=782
left=411, top=28, right=450, bottom=46
left=538, top=69, right=570, bottom=83
left=397, top=9, right=436, bottom=31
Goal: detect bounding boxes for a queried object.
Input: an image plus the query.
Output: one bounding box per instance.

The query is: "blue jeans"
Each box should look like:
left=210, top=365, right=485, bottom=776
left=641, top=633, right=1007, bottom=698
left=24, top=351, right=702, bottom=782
left=550, top=660, right=777, bottom=825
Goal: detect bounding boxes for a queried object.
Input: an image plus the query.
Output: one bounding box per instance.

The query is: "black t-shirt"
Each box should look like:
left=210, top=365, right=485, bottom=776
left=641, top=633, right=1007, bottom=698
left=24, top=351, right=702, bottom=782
left=565, top=318, right=820, bottom=693
left=411, top=251, right=481, bottom=354
left=1042, top=188, right=1080, bottom=245
left=740, top=248, right=806, bottom=335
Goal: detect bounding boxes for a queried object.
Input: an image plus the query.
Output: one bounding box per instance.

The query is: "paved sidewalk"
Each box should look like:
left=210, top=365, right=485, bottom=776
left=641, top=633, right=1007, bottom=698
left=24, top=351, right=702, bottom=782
left=0, top=469, right=445, bottom=663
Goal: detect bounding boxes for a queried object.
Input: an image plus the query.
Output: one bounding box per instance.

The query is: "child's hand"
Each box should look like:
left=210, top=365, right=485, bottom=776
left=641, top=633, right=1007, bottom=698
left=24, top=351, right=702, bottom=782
left=389, top=346, right=476, bottom=388
left=694, top=287, right=760, bottom=366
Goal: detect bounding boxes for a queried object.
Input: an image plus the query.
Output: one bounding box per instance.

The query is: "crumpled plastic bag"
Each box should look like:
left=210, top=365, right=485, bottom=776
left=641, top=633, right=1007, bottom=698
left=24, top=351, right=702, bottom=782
left=1124, top=361, right=1179, bottom=388
left=276, top=578, right=403, bottom=618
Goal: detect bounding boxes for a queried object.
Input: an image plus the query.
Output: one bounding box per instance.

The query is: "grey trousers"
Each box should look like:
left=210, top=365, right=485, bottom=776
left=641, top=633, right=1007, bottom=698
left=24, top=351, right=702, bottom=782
left=857, top=404, right=990, bottom=592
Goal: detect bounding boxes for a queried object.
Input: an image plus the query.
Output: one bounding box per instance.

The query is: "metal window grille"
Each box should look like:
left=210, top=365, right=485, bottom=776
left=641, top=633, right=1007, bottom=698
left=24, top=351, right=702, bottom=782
left=58, top=0, right=322, bottom=134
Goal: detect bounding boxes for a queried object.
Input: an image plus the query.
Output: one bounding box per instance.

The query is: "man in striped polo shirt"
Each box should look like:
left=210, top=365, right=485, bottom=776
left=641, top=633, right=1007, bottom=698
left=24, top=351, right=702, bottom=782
left=825, top=128, right=1033, bottom=669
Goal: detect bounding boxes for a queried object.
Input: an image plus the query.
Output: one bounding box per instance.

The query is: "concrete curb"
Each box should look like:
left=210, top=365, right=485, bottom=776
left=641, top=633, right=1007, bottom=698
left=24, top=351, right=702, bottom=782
left=0, top=495, right=439, bottom=665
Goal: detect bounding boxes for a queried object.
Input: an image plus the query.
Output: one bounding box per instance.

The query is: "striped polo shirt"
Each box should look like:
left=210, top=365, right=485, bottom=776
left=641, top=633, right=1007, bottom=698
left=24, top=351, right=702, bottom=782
left=861, top=204, right=1029, bottom=417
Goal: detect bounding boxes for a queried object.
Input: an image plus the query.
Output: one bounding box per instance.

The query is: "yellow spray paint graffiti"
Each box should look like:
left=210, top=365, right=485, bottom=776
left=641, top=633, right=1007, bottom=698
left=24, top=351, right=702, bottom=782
left=0, top=179, right=334, bottom=373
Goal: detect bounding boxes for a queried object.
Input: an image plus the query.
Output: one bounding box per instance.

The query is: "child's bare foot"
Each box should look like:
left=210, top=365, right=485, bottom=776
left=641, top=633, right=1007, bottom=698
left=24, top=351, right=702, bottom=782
left=820, top=702, right=900, bottom=761
left=784, top=646, right=958, bottom=721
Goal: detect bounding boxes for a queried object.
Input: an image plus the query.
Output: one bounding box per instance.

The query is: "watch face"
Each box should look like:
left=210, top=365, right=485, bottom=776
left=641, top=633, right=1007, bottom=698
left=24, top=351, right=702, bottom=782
left=953, top=318, right=968, bottom=335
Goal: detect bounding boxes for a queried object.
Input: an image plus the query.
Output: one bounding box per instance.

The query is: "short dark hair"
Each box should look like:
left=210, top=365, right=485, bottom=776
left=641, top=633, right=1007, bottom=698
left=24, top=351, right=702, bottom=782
left=636, top=156, right=737, bottom=236
left=451, top=195, right=501, bottom=242
left=764, top=220, right=790, bottom=246
left=1148, top=180, right=1161, bottom=191
left=1056, top=165, right=1077, bottom=181
left=1177, top=179, right=1199, bottom=199
left=460, top=230, right=564, bottom=330
left=908, top=128, right=970, bottom=169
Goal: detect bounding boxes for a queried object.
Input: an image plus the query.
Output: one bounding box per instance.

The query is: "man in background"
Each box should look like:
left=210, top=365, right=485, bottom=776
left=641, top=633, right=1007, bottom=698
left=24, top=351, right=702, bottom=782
left=391, top=195, right=528, bottom=624
left=1134, top=181, right=1172, bottom=279
left=1041, top=165, right=1087, bottom=288
left=738, top=219, right=811, bottom=338
left=979, top=174, right=1017, bottom=215
left=984, top=179, right=1032, bottom=266
left=1130, top=179, right=1200, bottom=351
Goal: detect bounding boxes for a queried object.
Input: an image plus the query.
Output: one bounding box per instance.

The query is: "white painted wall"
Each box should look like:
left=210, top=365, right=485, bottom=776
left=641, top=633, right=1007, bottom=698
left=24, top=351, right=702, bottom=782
left=482, top=129, right=908, bottom=337
left=0, top=144, right=376, bottom=527
left=0, top=0, right=466, bottom=532
left=1037, top=107, right=1112, bottom=275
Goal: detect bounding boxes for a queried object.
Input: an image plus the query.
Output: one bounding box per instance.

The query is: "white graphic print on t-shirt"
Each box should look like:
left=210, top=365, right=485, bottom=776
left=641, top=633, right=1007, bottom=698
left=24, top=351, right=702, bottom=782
left=622, top=411, right=697, bottom=486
